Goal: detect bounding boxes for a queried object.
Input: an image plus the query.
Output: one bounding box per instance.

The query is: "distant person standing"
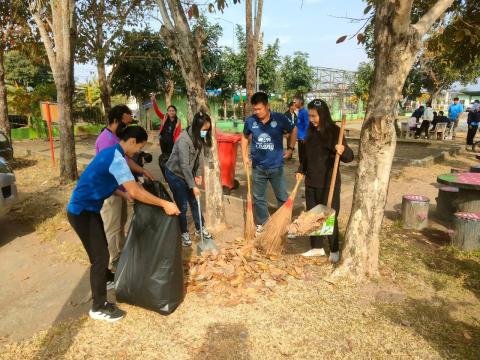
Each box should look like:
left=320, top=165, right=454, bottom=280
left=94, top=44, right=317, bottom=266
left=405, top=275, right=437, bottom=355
left=294, top=95, right=309, bottom=164
left=466, top=107, right=479, bottom=150
left=150, top=95, right=182, bottom=177
left=284, top=102, right=297, bottom=160
left=448, top=97, right=464, bottom=139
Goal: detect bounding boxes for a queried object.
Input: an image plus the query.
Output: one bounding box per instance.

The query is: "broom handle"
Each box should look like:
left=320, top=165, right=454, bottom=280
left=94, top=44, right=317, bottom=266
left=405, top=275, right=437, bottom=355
left=327, top=115, right=347, bottom=208
left=290, top=177, right=303, bottom=200
left=246, top=164, right=252, bottom=198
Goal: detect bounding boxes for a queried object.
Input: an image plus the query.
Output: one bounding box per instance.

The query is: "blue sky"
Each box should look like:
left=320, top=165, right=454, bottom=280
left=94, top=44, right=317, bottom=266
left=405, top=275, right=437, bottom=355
left=75, top=0, right=370, bottom=83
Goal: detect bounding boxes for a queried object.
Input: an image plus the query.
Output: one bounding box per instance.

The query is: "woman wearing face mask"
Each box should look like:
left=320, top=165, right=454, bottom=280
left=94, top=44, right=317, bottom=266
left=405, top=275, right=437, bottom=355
left=296, top=99, right=354, bottom=263
left=151, top=95, right=182, bottom=176
left=164, top=112, right=214, bottom=247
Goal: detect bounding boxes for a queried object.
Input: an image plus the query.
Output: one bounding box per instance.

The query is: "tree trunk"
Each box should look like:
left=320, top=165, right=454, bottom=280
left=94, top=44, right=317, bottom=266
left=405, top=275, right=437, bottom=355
left=245, top=0, right=263, bottom=117
left=96, top=57, right=111, bottom=121
left=339, top=0, right=421, bottom=278
left=56, top=71, right=78, bottom=181
left=158, top=1, right=226, bottom=229
left=245, top=0, right=256, bottom=117
left=0, top=46, right=10, bottom=140
left=164, top=79, right=174, bottom=107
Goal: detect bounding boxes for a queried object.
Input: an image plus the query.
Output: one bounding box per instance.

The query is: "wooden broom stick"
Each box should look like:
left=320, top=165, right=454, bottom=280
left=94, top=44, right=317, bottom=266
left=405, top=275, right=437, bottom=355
left=327, top=115, right=347, bottom=208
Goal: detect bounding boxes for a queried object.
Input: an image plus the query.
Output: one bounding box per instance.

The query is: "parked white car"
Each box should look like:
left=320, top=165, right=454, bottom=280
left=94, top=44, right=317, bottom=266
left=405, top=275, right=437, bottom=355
left=0, top=156, right=17, bottom=216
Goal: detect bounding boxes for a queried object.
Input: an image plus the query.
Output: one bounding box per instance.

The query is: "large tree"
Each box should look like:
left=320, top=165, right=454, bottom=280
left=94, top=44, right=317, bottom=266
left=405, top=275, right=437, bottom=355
left=109, top=28, right=182, bottom=106
left=339, top=0, right=455, bottom=278
left=76, top=0, right=149, bottom=119
left=281, top=51, right=314, bottom=97
left=0, top=0, right=31, bottom=140
left=245, top=0, right=263, bottom=115
left=30, top=0, right=78, bottom=181
left=156, top=0, right=228, bottom=230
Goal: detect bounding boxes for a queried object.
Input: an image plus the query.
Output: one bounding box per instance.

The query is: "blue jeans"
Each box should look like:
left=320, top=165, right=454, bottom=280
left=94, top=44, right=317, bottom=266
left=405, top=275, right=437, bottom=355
left=164, top=168, right=203, bottom=234
left=252, top=166, right=288, bottom=225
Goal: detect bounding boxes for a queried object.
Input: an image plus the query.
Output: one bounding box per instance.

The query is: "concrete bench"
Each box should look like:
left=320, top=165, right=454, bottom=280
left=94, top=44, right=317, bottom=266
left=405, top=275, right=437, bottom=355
left=402, top=195, right=430, bottom=230
left=452, top=212, right=480, bottom=250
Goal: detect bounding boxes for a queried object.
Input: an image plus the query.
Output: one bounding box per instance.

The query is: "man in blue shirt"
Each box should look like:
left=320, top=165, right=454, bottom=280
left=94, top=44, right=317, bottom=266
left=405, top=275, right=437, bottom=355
left=67, top=126, right=179, bottom=322
left=448, top=97, right=464, bottom=138
left=294, top=95, right=309, bottom=164
left=241, top=92, right=298, bottom=232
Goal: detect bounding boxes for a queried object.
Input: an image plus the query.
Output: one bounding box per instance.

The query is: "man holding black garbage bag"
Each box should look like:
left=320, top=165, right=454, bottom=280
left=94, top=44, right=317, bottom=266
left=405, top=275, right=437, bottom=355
left=68, top=126, right=179, bottom=322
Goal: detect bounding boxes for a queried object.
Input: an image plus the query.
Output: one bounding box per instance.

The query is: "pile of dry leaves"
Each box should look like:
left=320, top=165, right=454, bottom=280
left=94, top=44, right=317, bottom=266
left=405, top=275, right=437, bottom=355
left=184, top=240, right=328, bottom=306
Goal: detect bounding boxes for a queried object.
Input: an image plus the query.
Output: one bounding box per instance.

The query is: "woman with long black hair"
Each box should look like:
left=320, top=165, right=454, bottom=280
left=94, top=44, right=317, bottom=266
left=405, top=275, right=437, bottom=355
left=164, top=112, right=214, bottom=247
left=296, top=99, right=354, bottom=262
left=151, top=96, right=182, bottom=175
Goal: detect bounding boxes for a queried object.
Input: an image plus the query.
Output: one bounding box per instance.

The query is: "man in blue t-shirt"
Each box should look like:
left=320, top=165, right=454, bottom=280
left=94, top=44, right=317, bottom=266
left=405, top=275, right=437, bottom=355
left=294, top=95, right=309, bottom=164
left=241, top=92, right=298, bottom=231
left=67, top=126, right=179, bottom=323
left=448, top=97, right=464, bottom=138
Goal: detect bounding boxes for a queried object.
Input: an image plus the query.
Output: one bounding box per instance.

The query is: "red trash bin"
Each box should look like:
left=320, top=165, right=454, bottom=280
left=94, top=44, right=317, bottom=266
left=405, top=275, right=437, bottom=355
left=216, top=131, right=242, bottom=190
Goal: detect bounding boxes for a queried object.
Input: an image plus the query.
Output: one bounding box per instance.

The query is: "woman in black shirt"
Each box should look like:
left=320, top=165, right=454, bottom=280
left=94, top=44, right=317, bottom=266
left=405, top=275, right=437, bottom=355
left=296, top=99, right=354, bottom=262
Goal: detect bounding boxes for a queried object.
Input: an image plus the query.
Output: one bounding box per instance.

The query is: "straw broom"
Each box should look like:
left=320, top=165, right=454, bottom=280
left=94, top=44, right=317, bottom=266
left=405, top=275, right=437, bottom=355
left=244, top=165, right=256, bottom=245
left=258, top=177, right=303, bottom=255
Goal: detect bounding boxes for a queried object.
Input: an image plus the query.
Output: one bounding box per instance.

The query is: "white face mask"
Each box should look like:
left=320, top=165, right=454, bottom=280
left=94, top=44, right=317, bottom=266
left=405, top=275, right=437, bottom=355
left=200, top=130, right=208, bottom=138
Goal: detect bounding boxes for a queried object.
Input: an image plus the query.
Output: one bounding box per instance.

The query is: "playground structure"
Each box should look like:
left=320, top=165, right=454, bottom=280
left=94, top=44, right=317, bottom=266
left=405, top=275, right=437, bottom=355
left=308, top=66, right=364, bottom=121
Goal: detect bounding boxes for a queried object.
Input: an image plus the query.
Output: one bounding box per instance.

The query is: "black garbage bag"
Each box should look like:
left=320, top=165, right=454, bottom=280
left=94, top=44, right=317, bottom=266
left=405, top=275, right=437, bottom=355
left=115, top=181, right=184, bottom=315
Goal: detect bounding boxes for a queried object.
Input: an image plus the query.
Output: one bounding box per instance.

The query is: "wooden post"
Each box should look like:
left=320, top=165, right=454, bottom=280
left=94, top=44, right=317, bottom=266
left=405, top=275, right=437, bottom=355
left=453, top=212, right=480, bottom=250
left=402, top=195, right=430, bottom=230
left=435, top=186, right=459, bottom=222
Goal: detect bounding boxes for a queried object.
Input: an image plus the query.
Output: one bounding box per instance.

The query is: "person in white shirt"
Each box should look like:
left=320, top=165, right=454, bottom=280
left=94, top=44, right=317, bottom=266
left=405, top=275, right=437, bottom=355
left=415, top=102, right=434, bottom=139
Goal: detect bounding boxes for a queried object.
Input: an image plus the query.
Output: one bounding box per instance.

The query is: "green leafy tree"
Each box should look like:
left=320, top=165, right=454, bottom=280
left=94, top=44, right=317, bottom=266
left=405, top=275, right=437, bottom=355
left=4, top=50, right=53, bottom=87
left=257, top=39, right=281, bottom=94
left=76, top=0, right=153, bottom=118
left=110, top=28, right=182, bottom=105
left=281, top=52, right=314, bottom=97
left=352, top=61, right=373, bottom=102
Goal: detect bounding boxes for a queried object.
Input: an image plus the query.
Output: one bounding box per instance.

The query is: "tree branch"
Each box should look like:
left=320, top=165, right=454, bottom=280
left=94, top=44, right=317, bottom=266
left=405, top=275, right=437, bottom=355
left=413, top=0, right=455, bottom=37
left=31, top=10, right=58, bottom=80
left=156, top=0, right=174, bottom=30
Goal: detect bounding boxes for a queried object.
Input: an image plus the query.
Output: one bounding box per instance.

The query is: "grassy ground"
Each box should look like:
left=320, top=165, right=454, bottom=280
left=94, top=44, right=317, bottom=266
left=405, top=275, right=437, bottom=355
left=1, top=155, right=479, bottom=359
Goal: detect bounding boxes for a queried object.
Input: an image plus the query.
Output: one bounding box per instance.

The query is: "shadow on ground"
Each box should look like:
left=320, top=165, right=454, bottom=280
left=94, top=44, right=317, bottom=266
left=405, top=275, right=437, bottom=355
left=376, top=297, right=480, bottom=358
left=0, top=185, right=65, bottom=247
left=32, top=271, right=90, bottom=359
left=192, top=323, right=250, bottom=360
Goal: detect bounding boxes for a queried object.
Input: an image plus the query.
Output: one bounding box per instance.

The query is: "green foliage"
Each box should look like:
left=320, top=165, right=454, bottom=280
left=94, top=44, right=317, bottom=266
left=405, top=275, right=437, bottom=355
left=109, top=28, right=182, bottom=101
left=352, top=61, right=373, bottom=102
left=7, top=83, right=56, bottom=118
left=4, top=50, right=53, bottom=87
left=281, top=52, right=314, bottom=97
left=257, top=39, right=282, bottom=94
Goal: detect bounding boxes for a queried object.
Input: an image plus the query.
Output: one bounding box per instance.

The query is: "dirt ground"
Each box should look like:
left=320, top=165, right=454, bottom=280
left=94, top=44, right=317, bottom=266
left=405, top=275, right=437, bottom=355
left=0, top=148, right=479, bottom=359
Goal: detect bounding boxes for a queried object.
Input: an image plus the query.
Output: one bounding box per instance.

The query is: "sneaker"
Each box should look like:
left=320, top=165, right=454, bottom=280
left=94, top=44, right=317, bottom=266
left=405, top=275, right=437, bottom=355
left=89, top=302, right=125, bottom=322
left=301, top=248, right=326, bottom=257
left=195, top=227, right=213, bottom=240
left=255, top=225, right=264, bottom=235
left=181, top=232, right=192, bottom=247
left=329, top=251, right=340, bottom=263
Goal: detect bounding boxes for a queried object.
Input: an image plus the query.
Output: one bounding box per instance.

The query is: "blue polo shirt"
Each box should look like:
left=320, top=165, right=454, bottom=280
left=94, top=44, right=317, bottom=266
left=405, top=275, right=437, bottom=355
left=67, top=144, right=134, bottom=215
left=243, top=112, right=294, bottom=169
left=296, top=107, right=309, bottom=141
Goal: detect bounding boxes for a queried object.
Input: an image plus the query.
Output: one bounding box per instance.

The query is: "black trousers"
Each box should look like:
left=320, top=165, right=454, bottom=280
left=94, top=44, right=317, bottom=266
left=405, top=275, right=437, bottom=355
left=305, top=186, right=340, bottom=252
left=415, top=120, right=430, bottom=138
left=466, top=125, right=478, bottom=146
left=298, top=140, right=306, bottom=164
left=68, top=211, right=114, bottom=310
